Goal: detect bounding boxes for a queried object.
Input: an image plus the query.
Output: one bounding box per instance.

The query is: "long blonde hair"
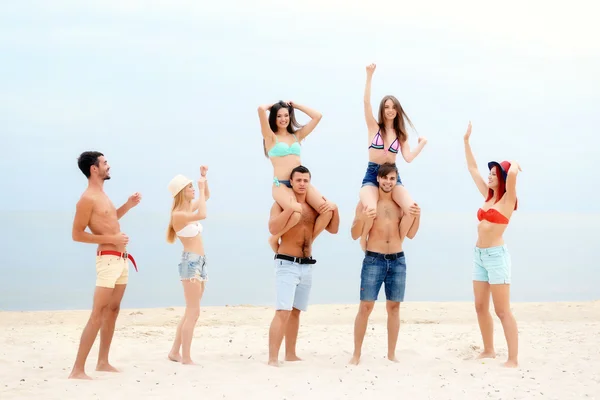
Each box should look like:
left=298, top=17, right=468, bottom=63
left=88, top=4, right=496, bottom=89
left=166, top=190, right=189, bottom=244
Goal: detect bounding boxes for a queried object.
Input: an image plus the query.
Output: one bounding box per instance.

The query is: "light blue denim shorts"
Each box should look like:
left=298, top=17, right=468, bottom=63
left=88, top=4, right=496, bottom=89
left=472, top=245, right=511, bottom=284
left=274, top=258, right=313, bottom=311
left=178, top=251, right=208, bottom=282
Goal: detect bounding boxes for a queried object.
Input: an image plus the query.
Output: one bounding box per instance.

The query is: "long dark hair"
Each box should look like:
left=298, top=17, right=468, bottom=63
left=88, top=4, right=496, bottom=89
left=262, top=101, right=304, bottom=158
left=377, top=95, right=415, bottom=143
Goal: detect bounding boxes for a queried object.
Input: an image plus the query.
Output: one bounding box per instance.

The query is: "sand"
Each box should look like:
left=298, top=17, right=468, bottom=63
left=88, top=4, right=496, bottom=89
left=1, top=301, right=599, bottom=400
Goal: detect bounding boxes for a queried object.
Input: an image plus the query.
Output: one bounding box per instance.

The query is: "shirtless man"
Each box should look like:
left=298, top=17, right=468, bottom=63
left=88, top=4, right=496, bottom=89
left=348, top=162, right=421, bottom=365
left=68, top=151, right=142, bottom=380
left=267, top=165, right=339, bottom=367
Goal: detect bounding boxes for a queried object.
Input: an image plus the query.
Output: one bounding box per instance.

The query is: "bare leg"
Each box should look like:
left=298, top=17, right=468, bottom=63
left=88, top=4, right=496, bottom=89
left=305, top=183, right=333, bottom=239
left=349, top=301, right=375, bottom=365
left=168, top=316, right=184, bottom=362
left=68, top=286, right=114, bottom=379
left=490, top=284, right=519, bottom=367
left=386, top=301, right=401, bottom=362
left=268, top=310, right=291, bottom=366
left=268, top=211, right=301, bottom=253
left=180, top=280, right=204, bottom=365
left=392, top=185, right=415, bottom=229
left=284, top=308, right=302, bottom=361
left=473, top=281, right=495, bottom=359
left=269, top=184, right=301, bottom=251
left=96, top=284, right=127, bottom=372
left=358, top=186, right=379, bottom=251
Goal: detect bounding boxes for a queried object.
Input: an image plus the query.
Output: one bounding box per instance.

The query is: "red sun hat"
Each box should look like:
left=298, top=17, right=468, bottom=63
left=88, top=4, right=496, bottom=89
left=487, top=160, right=511, bottom=181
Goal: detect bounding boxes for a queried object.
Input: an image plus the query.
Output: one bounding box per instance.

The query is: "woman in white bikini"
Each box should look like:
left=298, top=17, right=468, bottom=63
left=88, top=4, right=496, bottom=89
left=166, top=165, right=210, bottom=365
left=258, top=100, right=336, bottom=252
left=358, top=64, right=428, bottom=251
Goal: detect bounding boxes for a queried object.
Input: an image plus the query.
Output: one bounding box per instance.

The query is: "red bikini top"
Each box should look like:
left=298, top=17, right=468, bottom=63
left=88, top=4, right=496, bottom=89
left=477, top=208, right=509, bottom=224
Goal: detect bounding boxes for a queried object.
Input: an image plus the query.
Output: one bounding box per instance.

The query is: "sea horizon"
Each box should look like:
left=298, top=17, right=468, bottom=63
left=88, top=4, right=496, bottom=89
left=1, top=210, right=598, bottom=312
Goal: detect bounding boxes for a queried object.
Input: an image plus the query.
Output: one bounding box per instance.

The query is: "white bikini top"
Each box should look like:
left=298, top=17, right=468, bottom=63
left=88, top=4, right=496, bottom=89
left=176, top=221, right=203, bottom=238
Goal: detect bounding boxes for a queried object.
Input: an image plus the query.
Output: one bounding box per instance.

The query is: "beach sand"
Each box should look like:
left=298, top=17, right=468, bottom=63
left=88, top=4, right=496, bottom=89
left=1, top=301, right=599, bottom=400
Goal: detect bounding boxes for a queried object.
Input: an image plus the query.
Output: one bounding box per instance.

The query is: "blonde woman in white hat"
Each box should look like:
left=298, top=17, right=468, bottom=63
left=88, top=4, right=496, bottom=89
left=166, top=165, right=209, bottom=365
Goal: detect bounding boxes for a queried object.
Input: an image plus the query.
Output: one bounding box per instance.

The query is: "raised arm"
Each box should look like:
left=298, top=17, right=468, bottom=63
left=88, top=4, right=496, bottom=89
left=72, top=195, right=118, bottom=245
left=399, top=136, right=428, bottom=163
left=192, top=166, right=209, bottom=211
left=258, top=103, right=276, bottom=143
left=463, top=121, right=488, bottom=198
left=504, top=160, right=521, bottom=205
left=173, top=178, right=207, bottom=226
left=268, top=200, right=295, bottom=235
left=292, top=101, right=322, bottom=141
left=399, top=203, right=421, bottom=240
left=364, top=64, right=379, bottom=134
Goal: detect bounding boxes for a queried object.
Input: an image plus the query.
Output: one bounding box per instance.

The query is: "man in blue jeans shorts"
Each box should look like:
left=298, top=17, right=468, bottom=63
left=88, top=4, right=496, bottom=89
left=266, top=165, right=340, bottom=367
left=349, top=162, right=421, bottom=365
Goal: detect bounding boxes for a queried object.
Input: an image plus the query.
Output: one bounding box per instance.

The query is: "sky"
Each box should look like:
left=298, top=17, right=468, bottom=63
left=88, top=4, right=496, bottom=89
left=1, top=0, right=598, bottom=217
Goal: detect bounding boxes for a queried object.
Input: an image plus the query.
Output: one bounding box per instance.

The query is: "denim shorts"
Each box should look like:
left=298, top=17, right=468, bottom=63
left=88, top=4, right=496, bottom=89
left=178, top=251, right=208, bottom=282
left=273, top=177, right=292, bottom=188
left=361, top=162, right=403, bottom=187
left=274, top=257, right=313, bottom=311
left=472, top=245, right=511, bottom=284
left=360, top=251, right=407, bottom=302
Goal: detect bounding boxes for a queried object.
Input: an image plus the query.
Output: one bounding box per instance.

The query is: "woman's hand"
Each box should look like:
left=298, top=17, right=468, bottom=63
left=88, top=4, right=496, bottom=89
left=200, top=165, right=208, bottom=177
left=463, top=121, right=472, bottom=142
left=366, top=63, right=376, bottom=76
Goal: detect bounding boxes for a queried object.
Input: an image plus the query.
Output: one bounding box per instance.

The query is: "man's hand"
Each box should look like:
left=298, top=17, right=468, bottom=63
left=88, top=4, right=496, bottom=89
left=360, top=204, right=377, bottom=221
left=111, top=232, right=129, bottom=246
left=127, top=192, right=142, bottom=208
left=407, top=202, right=421, bottom=217
left=200, top=165, right=208, bottom=177
left=318, top=197, right=337, bottom=214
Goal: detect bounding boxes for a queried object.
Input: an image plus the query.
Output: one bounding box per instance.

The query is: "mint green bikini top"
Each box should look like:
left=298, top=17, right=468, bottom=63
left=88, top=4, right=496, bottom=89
left=267, top=133, right=301, bottom=158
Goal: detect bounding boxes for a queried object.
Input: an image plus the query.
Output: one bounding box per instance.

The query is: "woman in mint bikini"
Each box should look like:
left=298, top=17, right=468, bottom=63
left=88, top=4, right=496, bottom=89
left=258, top=100, right=336, bottom=252
left=358, top=63, right=428, bottom=251
left=464, top=121, right=521, bottom=368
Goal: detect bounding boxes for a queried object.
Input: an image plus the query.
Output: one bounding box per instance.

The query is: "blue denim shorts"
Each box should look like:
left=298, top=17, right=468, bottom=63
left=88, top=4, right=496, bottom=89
left=360, top=251, right=407, bottom=302
left=274, top=257, right=313, bottom=311
left=472, top=245, right=511, bottom=284
left=178, top=252, right=208, bottom=282
left=361, top=162, right=403, bottom=187
left=273, top=177, right=292, bottom=188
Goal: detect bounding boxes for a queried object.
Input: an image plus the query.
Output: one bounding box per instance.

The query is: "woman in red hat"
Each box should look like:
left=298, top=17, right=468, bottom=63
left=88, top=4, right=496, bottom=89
left=463, top=121, right=522, bottom=368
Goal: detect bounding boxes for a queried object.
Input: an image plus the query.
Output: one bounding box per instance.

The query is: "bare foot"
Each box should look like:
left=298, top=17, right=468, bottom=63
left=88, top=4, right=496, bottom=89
left=348, top=355, right=360, bottom=365
left=181, top=358, right=196, bottom=365
left=387, top=354, right=399, bottom=363
left=477, top=351, right=496, bottom=359
left=168, top=353, right=182, bottom=362
left=96, top=362, right=120, bottom=372
left=503, top=359, right=518, bottom=368
left=68, top=370, right=93, bottom=380
left=268, top=359, right=280, bottom=367
left=268, top=235, right=280, bottom=253
left=285, top=355, right=302, bottom=362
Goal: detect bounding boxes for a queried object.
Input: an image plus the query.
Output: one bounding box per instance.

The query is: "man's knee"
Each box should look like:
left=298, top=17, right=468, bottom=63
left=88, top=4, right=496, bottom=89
left=274, top=309, right=292, bottom=322
left=358, top=301, right=375, bottom=316
left=386, top=301, right=400, bottom=314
